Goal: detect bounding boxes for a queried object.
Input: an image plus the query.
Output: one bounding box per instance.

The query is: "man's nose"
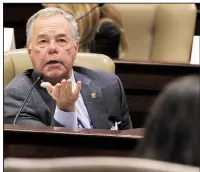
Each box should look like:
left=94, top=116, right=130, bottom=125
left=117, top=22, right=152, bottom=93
left=48, top=41, right=58, bottom=54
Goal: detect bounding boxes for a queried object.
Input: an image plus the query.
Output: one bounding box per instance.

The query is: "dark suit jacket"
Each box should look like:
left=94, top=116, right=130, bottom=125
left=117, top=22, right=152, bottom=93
left=4, top=67, right=132, bottom=130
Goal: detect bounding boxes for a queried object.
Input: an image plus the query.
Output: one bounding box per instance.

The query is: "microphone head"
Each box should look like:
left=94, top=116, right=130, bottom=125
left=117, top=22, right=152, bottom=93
left=35, top=72, right=44, bottom=80
left=98, top=3, right=105, bottom=7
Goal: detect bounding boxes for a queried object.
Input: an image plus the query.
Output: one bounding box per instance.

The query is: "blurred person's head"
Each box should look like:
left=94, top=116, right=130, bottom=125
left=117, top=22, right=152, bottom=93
left=42, top=3, right=128, bottom=57
left=134, top=75, right=200, bottom=166
left=26, top=7, right=79, bottom=84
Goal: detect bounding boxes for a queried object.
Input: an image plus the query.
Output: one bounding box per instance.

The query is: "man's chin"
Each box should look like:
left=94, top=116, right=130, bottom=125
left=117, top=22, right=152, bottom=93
left=44, top=71, right=68, bottom=81
left=46, top=73, right=63, bottom=79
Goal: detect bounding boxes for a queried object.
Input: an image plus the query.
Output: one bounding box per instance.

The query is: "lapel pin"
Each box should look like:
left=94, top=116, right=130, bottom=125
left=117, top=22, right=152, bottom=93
left=90, top=92, right=96, bottom=98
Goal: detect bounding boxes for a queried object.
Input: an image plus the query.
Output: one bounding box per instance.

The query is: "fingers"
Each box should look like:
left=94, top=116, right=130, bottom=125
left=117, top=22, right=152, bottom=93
left=40, top=82, right=54, bottom=94
left=40, top=80, right=82, bottom=104
left=74, top=81, right=82, bottom=97
left=66, top=79, right=72, bottom=97
left=52, top=83, right=61, bottom=100
left=59, top=79, right=73, bottom=101
left=60, top=79, right=67, bottom=100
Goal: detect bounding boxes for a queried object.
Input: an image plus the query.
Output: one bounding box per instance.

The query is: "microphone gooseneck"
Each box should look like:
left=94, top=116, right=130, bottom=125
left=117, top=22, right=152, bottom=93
left=13, top=74, right=44, bottom=125
left=76, top=3, right=105, bottom=21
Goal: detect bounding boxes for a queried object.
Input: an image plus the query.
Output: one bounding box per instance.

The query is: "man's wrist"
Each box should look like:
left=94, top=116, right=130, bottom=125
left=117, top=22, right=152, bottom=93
left=56, top=103, right=76, bottom=112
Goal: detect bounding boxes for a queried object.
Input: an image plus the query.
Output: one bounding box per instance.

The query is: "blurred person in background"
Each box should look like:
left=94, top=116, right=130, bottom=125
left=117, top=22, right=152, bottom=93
left=133, top=75, right=200, bottom=167
left=42, top=3, right=129, bottom=59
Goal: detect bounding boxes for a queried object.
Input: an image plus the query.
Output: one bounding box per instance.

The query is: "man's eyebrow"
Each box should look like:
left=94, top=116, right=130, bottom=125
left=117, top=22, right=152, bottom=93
left=36, top=34, right=48, bottom=39
left=36, top=33, right=69, bottom=39
left=56, top=34, right=68, bottom=38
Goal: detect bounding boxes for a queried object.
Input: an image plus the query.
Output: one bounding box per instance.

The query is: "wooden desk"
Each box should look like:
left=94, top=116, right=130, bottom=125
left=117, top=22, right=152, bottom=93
left=114, top=59, right=200, bottom=128
left=4, top=124, right=144, bottom=158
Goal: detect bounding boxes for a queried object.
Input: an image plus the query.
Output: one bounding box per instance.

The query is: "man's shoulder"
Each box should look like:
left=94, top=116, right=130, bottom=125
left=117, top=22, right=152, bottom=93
left=4, top=72, right=33, bottom=91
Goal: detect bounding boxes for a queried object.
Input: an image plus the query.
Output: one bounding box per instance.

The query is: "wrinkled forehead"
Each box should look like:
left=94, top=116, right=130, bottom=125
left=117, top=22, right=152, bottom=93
left=31, top=14, right=74, bottom=38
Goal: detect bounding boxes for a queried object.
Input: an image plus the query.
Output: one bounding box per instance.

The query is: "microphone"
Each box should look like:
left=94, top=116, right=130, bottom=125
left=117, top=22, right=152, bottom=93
left=13, top=73, right=44, bottom=125
left=76, top=3, right=105, bottom=21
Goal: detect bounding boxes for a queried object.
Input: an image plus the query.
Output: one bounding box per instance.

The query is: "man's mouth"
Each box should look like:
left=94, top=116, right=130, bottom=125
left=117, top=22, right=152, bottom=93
left=47, top=60, right=61, bottom=65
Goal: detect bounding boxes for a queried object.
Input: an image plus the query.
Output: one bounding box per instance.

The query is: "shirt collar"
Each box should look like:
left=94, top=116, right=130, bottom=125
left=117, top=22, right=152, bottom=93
left=71, top=69, right=76, bottom=92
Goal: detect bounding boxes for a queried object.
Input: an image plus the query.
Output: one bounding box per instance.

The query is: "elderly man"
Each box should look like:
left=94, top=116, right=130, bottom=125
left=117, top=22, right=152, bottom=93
left=4, top=7, right=132, bottom=130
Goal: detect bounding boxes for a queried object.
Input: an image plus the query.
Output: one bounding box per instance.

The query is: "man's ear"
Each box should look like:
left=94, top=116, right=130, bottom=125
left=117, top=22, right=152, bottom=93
left=74, top=42, right=79, bottom=59
left=75, top=41, right=79, bottom=53
left=27, top=43, right=32, bottom=57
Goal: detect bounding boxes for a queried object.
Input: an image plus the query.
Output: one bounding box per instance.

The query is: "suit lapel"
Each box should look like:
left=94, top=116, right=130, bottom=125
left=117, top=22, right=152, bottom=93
left=74, top=70, right=111, bottom=129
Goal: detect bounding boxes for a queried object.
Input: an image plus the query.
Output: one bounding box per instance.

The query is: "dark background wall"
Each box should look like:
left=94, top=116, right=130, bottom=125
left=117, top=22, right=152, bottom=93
left=4, top=3, right=200, bottom=49
left=4, top=3, right=42, bottom=49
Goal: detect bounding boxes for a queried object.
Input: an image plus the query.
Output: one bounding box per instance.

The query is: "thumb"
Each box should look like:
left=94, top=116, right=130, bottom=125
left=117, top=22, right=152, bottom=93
left=40, top=82, right=54, bottom=94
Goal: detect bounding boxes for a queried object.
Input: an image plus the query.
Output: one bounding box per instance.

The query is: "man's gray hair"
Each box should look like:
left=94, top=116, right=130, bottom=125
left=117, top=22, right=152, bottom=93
left=26, top=7, right=79, bottom=45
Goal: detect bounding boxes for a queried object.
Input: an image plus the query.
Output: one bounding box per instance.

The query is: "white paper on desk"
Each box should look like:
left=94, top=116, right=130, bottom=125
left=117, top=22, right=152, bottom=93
left=4, top=27, right=16, bottom=52
left=190, top=36, right=199, bottom=65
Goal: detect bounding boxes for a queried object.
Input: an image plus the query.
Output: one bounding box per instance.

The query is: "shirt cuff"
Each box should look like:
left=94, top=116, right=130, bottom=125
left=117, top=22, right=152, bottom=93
left=54, top=107, right=77, bottom=129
